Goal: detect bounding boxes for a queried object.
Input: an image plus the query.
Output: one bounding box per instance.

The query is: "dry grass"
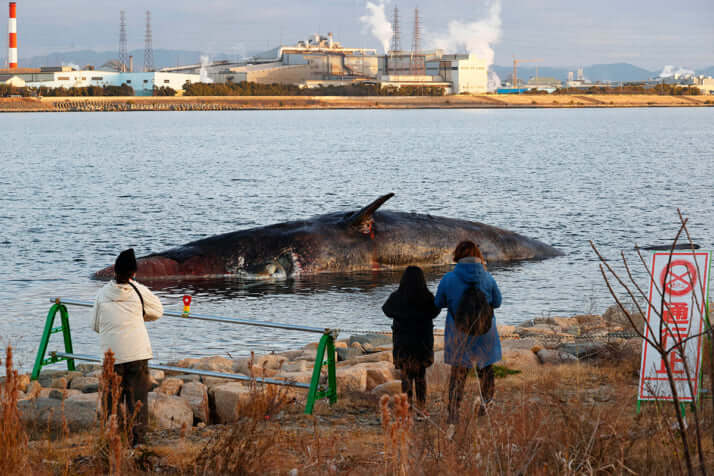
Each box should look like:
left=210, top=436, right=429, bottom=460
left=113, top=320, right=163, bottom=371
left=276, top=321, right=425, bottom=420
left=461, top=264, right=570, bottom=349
left=1, top=346, right=30, bottom=473
left=4, top=342, right=713, bottom=475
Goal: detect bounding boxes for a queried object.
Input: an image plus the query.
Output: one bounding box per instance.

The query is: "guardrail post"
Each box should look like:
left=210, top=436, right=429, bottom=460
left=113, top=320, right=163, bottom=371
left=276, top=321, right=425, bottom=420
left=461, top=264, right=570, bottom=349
left=304, top=331, right=338, bottom=414
left=31, top=300, right=76, bottom=380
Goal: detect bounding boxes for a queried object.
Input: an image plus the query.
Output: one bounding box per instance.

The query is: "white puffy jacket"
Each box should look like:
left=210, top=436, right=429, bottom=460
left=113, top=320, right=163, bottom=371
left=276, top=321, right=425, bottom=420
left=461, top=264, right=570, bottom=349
left=91, top=280, right=164, bottom=365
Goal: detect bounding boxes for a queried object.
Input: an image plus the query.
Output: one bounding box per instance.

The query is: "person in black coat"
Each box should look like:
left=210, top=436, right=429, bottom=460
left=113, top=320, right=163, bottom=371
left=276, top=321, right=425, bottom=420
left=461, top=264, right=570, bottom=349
left=382, top=266, right=441, bottom=410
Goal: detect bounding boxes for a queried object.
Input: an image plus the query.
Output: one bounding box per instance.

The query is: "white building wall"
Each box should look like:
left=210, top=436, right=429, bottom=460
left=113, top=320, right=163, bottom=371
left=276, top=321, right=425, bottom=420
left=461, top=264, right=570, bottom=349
left=26, top=71, right=201, bottom=95
left=452, top=54, right=488, bottom=94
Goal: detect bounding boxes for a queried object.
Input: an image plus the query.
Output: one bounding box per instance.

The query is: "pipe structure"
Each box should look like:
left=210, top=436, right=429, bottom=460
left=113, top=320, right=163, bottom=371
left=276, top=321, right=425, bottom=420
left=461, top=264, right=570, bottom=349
left=52, top=352, right=310, bottom=389
left=50, top=297, right=331, bottom=334
left=8, top=2, right=17, bottom=69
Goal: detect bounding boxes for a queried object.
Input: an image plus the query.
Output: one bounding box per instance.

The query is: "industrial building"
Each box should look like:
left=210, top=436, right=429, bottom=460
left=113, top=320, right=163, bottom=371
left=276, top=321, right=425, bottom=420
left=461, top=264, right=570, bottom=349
left=163, top=33, right=379, bottom=86
left=0, top=66, right=200, bottom=95
left=693, top=76, right=714, bottom=94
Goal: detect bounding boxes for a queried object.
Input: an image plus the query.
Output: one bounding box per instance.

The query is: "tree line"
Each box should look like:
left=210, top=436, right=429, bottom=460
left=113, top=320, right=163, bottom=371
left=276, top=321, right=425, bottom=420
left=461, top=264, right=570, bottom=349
left=182, top=81, right=445, bottom=97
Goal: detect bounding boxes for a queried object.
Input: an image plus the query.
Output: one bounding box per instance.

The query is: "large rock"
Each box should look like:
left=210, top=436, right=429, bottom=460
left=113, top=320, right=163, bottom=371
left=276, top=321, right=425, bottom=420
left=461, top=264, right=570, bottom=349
left=37, top=370, right=81, bottom=388
left=175, top=356, right=233, bottom=373
left=371, top=380, right=403, bottom=397
left=349, top=334, right=392, bottom=348
left=337, top=350, right=392, bottom=367
left=19, top=397, right=98, bottom=437
left=282, top=360, right=312, bottom=373
left=49, top=388, right=82, bottom=400
left=69, top=376, right=99, bottom=393
left=180, top=381, right=210, bottom=424
left=352, top=361, right=396, bottom=391
left=335, top=366, right=367, bottom=393
left=536, top=349, right=578, bottom=365
left=336, top=344, right=365, bottom=362
left=157, top=377, right=183, bottom=396
left=255, top=354, right=288, bottom=371
left=149, top=369, right=165, bottom=381
left=148, top=392, right=193, bottom=431
left=602, top=304, right=645, bottom=332
left=210, top=382, right=253, bottom=423
left=275, top=370, right=313, bottom=385
left=557, top=342, right=608, bottom=360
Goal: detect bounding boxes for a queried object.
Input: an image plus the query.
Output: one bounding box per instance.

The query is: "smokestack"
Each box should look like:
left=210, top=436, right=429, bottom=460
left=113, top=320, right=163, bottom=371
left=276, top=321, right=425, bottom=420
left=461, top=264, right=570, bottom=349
left=8, top=2, right=17, bottom=69
left=328, top=32, right=333, bottom=48
left=129, top=55, right=133, bottom=72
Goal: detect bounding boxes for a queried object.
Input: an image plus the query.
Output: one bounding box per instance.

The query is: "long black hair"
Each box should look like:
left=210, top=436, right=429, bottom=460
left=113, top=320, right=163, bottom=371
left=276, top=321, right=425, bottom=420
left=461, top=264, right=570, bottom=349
left=396, top=266, right=434, bottom=306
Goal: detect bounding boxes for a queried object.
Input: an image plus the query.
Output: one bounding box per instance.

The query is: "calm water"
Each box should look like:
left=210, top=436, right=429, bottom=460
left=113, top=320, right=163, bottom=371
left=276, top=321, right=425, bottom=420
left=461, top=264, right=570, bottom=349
left=1, top=108, right=712, bottom=373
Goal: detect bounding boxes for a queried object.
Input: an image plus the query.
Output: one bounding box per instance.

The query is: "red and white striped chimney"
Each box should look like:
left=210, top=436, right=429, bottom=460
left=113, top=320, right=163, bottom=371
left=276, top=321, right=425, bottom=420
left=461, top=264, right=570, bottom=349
left=8, top=2, right=17, bottom=69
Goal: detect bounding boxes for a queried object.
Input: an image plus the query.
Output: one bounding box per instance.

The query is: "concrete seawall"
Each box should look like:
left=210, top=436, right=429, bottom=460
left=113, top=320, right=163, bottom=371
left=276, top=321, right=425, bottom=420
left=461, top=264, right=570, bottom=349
left=1, top=94, right=712, bottom=112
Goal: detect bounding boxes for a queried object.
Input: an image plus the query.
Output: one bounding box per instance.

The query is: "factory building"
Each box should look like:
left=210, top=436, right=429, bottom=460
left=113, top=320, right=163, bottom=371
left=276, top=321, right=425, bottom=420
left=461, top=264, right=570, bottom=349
left=693, top=76, right=714, bottom=94
left=1, top=66, right=200, bottom=95
left=164, top=34, right=379, bottom=86
left=378, top=52, right=489, bottom=94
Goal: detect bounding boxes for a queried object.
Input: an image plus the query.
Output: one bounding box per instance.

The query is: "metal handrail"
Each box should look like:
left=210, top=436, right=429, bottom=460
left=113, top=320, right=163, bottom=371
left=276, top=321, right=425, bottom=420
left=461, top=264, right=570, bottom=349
left=51, top=297, right=330, bottom=334
left=52, top=351, right=310, bottom=389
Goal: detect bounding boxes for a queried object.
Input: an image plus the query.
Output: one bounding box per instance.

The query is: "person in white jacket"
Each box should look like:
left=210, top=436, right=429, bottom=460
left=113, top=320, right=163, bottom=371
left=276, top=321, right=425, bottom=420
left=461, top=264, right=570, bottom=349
left=91, top=248, right=163, bottom=445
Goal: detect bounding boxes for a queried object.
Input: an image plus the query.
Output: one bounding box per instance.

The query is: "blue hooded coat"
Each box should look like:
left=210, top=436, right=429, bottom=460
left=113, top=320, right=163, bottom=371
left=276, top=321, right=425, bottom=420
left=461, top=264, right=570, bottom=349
left=435, top=258, right=502, bottom=368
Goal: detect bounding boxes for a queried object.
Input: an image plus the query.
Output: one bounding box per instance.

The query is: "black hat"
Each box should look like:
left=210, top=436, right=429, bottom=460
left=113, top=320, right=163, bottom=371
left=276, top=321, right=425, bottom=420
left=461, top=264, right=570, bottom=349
left=115, top=248, right=138, bottom=276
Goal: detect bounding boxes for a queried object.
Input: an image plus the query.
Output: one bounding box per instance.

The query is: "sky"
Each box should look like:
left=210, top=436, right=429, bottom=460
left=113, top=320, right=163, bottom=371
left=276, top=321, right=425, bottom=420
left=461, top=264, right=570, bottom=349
left=8, top=0, right=714, bottom=70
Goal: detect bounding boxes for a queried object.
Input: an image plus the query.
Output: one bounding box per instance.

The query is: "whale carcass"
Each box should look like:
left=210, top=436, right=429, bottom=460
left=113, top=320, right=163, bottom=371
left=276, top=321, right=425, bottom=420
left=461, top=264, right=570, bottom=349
left=94, top=193, right=563, bottom=280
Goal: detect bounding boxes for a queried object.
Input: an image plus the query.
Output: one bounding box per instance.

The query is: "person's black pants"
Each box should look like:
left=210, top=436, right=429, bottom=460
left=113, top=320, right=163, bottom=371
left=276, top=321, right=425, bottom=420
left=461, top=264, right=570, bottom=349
left=400, top=362, right=427, bottom=407
left=107, top=359, right=151, bottom=445
left=447, top=364, right=494, bottom=423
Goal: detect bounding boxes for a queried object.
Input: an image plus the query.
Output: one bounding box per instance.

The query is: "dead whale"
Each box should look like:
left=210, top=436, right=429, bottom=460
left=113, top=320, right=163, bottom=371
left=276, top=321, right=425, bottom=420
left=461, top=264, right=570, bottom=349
left=94, top=193, right=563, bottom=280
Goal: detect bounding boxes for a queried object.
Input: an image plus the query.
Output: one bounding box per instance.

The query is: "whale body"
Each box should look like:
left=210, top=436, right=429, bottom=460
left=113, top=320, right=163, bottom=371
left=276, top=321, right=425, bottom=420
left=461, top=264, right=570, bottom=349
left=94, top=193, right=563, bottom=280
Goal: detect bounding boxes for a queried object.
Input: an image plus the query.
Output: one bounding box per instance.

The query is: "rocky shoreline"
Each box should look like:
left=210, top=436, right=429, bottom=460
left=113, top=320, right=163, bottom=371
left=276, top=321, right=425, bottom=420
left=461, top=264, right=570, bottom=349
left=10, top=305, right=643, bottom=439
left=0, top=94, right=711, bottom=113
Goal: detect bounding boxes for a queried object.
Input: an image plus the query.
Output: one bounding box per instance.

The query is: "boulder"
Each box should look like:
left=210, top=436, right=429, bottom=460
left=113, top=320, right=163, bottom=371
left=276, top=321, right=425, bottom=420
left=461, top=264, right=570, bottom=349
left=180, top=381, right=210, bottom=424
left=16, top=374, right=30, bottom=392
left=157, top=377, right=183, bottom=396
left=86, top=369, right=103, bottom=379
left=349, top=334, right=392, bottom=348
left=336, top=345, right=364, bottom=362
left=337, top=350, right=392, bottom=367
left=49, top=377, right=68, bottom=389
left=149, top=369, right=165, bottom=381
left=371, top=380, right=403, bottom=397
left=282, top=360, right=311, bottom=373
left=49, top=388, right=81, bottom=400
left=37, top=370, right=78, bottom=388
left=277, top=350, right=305, bottom=361
left=536, top=349, right=578, bottom=365
left=500, top=349, right=541, bottom=372
left=69, top=376, right=99, bottom=393
left=557, top=342, right=608, bottom=360
left=363, top=343, right=393, bottom=353
left=232, top=357, right=252, bottom=375
left=275, top=370, right=313, bottom=385
left=26, top=380, right=42, bottom=399
left=77, top=363, right=100, bottom=374
left=210, top=383, right=253, bottom=423
left=148, top=392, right=193, bottom=430
left=497, top=325, right=516, bottom=336
left=176, top=373, right=201, bottom=383
left=19, top=397, right=98, bottom=437
left=335, top=366, right=367, bottom=393
left=255, top=354, right=288, bottom=371
left=195, top=356, right=233, bottom=373
left=602, top=304, right=644, bottom=332
left=352, top=361, right=397, bottom=391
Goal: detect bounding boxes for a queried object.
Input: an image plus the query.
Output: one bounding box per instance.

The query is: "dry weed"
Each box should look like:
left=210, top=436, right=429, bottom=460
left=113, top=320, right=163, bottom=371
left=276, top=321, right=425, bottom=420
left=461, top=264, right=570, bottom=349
left=0, top=346, right=30, bottom=474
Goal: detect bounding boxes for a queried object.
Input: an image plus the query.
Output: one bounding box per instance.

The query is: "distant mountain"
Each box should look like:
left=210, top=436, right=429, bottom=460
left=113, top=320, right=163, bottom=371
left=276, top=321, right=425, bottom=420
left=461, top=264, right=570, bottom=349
left=21, top=49, right=241, bottom=70
left=700, top=66, right=714, bottom=77
left=491, top=62, right=656, bottom=83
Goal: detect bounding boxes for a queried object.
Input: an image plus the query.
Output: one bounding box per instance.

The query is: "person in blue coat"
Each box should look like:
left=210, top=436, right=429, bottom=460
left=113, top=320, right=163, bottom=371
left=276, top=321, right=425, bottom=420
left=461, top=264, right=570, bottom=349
left=435, top=240, right=502, bottom=423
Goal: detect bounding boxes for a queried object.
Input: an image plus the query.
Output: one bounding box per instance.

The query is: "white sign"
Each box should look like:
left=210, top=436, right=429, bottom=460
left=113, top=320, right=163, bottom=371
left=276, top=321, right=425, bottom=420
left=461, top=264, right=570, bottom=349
left=638, top=252, right=711, bottom=402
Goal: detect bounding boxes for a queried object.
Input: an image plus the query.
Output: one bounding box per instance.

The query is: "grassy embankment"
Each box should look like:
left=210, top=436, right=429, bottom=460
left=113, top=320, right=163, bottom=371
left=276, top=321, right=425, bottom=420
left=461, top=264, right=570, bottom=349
left=2, top=335, right=713, bottom=475
left=0, top=94, right=712, bottom=112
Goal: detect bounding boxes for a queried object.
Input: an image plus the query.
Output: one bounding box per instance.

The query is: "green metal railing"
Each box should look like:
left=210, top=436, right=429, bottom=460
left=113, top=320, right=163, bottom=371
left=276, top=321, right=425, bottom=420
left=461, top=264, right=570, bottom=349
left=33, top=297, right=338, bottom=415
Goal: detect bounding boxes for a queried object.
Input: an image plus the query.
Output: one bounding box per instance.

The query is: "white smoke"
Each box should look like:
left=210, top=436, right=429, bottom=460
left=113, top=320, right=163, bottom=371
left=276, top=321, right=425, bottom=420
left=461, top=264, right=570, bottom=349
left=62, top=62, right=81, bottom=71
left=487, top=71, right=501, bottom=92
left=199, top=55, right=214, bottom=83
left=360, top=1, right=392, bottom=54
left=430, top=0, right=502, bottom=66
left=659, top=65, right=696, bottom=78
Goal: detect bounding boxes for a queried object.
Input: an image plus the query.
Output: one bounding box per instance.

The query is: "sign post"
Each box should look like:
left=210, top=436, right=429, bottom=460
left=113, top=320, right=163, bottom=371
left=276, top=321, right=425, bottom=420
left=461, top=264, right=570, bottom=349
left=638, top=252, right=711, bottom=407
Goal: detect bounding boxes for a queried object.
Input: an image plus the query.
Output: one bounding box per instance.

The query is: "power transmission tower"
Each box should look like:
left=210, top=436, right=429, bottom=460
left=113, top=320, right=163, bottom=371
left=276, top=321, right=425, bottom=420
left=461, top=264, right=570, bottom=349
left=119, top=10, right=128, bottom=72
left=144, top=10, right=154, bottom=72
left=410, top=7, right=424, bottom=75
left=390, top=6, right=400, bottom=53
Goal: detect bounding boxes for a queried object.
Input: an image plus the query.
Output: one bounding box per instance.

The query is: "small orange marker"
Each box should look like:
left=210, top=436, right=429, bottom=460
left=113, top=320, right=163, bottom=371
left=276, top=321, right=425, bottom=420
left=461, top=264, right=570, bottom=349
left=182, top=295, right=192, bottom=316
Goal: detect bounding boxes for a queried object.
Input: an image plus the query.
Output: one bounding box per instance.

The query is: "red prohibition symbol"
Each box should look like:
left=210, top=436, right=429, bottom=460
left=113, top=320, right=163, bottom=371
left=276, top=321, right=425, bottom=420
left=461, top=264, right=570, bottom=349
left=660, top=260, right=697, bottom=296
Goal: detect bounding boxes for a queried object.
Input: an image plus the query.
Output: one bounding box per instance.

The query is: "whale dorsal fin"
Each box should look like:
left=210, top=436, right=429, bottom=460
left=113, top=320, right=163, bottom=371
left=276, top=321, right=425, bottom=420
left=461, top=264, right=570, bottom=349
left=345, top=193, right=394, bottom=234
